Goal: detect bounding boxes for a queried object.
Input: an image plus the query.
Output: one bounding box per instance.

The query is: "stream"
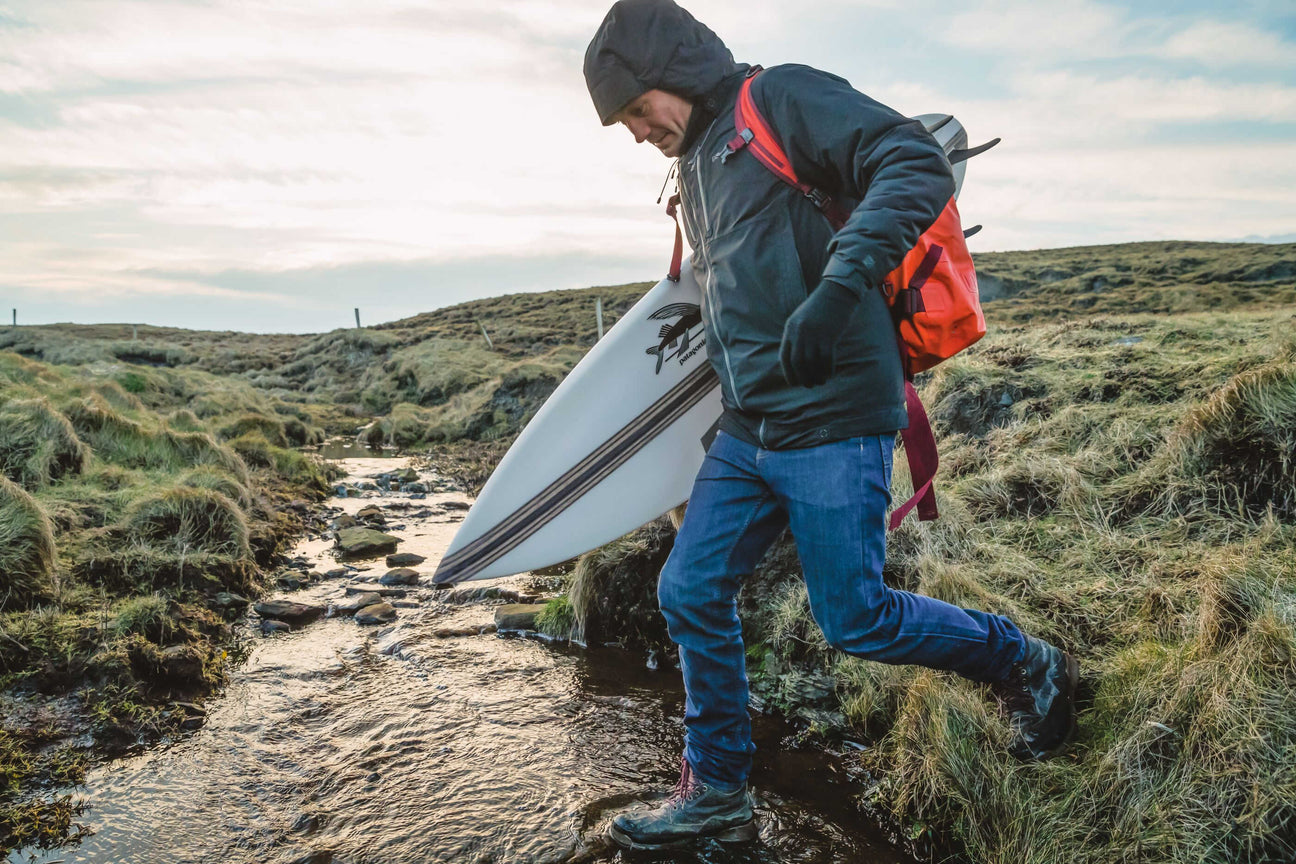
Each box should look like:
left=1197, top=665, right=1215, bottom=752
left=7, top=452, right=911, bottom=864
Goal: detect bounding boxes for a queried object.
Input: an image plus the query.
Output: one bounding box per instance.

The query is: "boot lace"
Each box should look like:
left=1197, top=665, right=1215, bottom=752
left=992, top=664, right=1033, bottom=716
left=667, top=759, right=704, bottom=807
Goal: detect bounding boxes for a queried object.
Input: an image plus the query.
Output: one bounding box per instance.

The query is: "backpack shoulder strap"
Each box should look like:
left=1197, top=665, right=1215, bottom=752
left=722, top=68, right=851, bottom=229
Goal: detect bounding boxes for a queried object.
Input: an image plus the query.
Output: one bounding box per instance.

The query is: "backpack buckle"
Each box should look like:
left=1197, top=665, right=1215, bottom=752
left=805, top=188, right=832, bottom=211
left=715, top=128, right=754, bottom=163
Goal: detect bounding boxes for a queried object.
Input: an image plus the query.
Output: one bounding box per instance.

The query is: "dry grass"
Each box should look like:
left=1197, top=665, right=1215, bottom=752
left=0, top=400, right=89, bottom=489
left=0, top=477, right=58, bottom=611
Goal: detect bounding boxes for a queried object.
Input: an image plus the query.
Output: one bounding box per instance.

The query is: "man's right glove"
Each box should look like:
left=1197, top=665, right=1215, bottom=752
left=778, top=280, right=859, bottom=387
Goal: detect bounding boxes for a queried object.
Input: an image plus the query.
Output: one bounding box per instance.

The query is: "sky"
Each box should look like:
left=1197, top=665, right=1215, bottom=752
left=1, top=0, right=1294, bottom=334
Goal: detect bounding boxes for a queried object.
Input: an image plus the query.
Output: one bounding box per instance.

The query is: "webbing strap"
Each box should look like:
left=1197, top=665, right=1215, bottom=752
left=667, top=194, right=683, bottom=282
left=733, top=72, right=852, bottom=229
left=889, top=381, right=940, bottom=530
left=908, top=244, right=944, bottom=290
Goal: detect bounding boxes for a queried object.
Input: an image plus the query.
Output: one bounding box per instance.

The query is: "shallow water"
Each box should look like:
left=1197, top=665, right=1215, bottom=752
left=8, top=456, right=910, bottom=864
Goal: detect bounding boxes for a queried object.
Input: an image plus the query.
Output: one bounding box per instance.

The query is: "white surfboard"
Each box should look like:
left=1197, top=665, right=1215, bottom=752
left=433, top=114, right=981, bottom=585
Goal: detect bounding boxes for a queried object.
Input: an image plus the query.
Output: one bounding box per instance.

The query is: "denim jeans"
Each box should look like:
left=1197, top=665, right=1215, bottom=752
left=657, top=430, right=1026, bottom=789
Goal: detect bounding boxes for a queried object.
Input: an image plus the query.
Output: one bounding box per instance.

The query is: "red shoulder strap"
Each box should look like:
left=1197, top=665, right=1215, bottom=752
left=726, top=70, right=852, bottom=229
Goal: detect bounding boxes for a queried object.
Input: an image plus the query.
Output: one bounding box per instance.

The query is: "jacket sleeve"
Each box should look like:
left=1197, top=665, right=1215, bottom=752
left=751, top=64, right=955, bottom=299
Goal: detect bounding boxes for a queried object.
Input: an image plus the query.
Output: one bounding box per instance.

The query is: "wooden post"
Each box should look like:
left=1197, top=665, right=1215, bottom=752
left=10, top=309, right=14, bottom=327
left=354, top=308, right=361, bottom=328
left=478, top=321, right=494, bottom=351
left=595, top=297, right=604, bottom=341
left=132, top=325, right=138, bottom=341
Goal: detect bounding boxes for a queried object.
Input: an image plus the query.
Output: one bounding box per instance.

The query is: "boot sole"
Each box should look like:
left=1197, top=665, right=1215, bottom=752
left=607, top=818, right=759, bottom=851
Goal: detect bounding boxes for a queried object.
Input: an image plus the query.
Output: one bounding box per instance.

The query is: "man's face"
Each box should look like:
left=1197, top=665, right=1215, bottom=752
left=612, top=89, right=694, bottom=158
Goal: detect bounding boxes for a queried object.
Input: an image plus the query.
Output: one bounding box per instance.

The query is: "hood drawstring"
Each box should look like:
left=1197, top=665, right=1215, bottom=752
left=656, top=159, right=679, bottom=205
left=658, top=160, right=684, bottom=282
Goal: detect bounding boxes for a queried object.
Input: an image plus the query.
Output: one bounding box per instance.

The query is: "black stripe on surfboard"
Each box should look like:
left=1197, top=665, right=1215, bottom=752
left=434, top=361, right=720, bottom=584
left=434, top=362, right=719, bottom=583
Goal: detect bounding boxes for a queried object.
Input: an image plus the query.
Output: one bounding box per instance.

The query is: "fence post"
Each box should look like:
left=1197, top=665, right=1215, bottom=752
left=478, top=320, right=494, bottom=351
left=596, top=297, right=604, bottom=341
left=10, top=309, right=14, bottom=327
left=354, top=308, right=361, bottom=328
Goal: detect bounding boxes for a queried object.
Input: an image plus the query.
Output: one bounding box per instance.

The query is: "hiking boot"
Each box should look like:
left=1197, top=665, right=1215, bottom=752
left=991, top=634, right=1079, bottom=760
left=608, top=758, right=757, bottom=851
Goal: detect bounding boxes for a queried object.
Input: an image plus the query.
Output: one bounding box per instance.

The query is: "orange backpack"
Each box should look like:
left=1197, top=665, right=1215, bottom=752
left=668, top=66, right=991, bottom=528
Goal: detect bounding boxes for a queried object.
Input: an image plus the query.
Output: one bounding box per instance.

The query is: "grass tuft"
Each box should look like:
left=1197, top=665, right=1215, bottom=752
left=122, top=487, right=250, bottom=558
left=0, top=477, right=58, bottom=610
left=0, top=399, right=89, bottom=489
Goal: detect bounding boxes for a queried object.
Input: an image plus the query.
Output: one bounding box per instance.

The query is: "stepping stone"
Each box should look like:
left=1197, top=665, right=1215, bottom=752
left=356, top=602, right=397, bottom=625
left=380, top=568, right=420, bottom=586
left=494, top=603, right=547, bottom=631
left=254, top=600, right=325, bottom=627
left=335, top=527, right=400, bottom=558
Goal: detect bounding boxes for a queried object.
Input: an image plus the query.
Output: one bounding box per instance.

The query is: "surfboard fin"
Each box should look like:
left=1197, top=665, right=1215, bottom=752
left=921, top=114, right=955, bottom=135
left=949, top=138, right=1000, bottom=165
left=964, top=224, right=983, bottom=239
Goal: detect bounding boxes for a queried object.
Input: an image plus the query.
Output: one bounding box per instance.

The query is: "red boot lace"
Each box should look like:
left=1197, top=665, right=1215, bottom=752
left=669, top=758, right=703, bottom=805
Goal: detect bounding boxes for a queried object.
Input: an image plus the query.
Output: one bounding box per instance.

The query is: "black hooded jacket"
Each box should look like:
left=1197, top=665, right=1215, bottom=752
left=585, top=0, right=954, bottom=448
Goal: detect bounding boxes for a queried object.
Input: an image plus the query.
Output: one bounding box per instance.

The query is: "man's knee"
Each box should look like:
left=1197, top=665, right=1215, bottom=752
left=814, top=585, right=897, bottom=653
left=657, top=552, right=693, bottom=630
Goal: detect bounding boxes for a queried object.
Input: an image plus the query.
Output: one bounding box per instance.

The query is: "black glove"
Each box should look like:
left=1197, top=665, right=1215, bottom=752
left=779, top=280, right=859, bottom=387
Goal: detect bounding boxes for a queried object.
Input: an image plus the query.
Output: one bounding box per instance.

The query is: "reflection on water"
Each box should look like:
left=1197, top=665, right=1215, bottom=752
left=8, top=457, right=910, bottom=864
left=310, top=438, right=398, bottom=461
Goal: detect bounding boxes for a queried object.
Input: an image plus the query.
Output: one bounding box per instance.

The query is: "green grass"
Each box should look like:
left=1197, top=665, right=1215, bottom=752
left=536, top=595, right=578, bottom=640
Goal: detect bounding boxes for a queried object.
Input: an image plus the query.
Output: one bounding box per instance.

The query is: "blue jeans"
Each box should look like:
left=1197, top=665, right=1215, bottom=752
left=657, top=431, right=1025, bottom=789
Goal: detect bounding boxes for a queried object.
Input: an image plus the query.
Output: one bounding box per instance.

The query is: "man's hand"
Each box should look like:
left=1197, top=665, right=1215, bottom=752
left=779, top=280, right=859, bottom=387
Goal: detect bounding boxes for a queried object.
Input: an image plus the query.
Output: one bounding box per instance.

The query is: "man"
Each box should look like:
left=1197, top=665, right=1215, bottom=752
left=584, top=0, right=1079, bottom=851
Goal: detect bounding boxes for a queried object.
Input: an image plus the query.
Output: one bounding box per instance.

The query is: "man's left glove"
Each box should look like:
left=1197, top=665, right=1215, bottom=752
left=779, top=280, right=858, bottom=387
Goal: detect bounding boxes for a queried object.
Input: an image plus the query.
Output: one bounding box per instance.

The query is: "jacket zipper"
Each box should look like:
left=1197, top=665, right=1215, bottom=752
left=686, top=117, right=744, bottom=412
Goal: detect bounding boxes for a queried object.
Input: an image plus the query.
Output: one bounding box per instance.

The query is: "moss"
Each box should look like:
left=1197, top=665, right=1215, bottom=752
left=536, top=595, right=577, bottom=640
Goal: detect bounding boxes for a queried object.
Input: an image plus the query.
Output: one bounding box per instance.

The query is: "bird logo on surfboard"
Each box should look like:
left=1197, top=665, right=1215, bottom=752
left=645, top=303, right=704, bottom=374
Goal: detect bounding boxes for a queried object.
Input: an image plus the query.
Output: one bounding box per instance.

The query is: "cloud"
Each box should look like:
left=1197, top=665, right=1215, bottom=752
left=0, top=0, right=1293, bottom=331
left=1154, top=20, right=1296, bottom=69
left=942, top=0, right=1130, bottom=62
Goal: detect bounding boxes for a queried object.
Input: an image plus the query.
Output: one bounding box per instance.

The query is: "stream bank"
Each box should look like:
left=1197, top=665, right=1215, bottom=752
left=7, top=451, right=917, bottom=864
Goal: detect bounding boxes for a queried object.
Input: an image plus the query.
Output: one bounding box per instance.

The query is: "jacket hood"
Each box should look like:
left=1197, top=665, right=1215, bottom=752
left=584, top=0, right=746, bottom=126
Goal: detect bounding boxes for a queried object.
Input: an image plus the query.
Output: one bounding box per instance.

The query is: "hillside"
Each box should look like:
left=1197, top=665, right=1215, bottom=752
left=2, top=241, right=1290, bottom=449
